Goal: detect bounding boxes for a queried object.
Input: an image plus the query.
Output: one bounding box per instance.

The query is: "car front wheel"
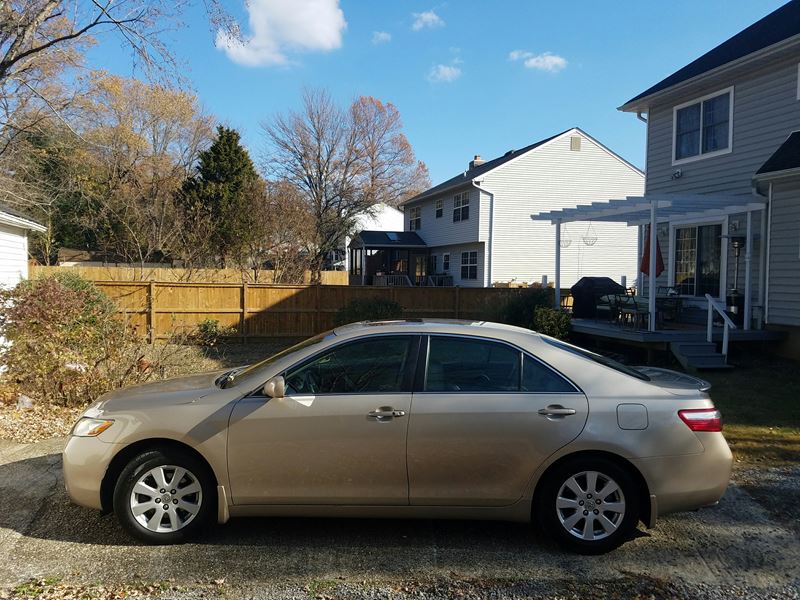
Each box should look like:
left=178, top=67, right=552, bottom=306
left=113, top=448, right=214, bottom=544
left=536, top=456, right=640, bottom=554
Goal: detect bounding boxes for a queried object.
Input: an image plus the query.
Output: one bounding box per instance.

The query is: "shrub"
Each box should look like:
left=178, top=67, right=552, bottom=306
left=0, top=273, right=207, bottom=407
left=193, top=319, right=237, bottom=347
left=335, top=297, right=403, bottom=326
left=533, top=307, right=571, bottom=340
left=493, top=288, right=552, bottom=329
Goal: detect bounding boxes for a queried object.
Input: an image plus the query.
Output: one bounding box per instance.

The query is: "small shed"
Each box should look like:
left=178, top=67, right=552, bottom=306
left=0, top=205, right=46, bottom=287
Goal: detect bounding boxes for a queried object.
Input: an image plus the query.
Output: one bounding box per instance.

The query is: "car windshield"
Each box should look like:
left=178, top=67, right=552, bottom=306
left=221, top=331, right=334, bottom=387
left=541, top=336, right=650, bottom=381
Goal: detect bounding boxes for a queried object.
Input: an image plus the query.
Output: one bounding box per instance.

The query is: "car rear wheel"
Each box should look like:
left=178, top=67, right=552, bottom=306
left=113, top=448, right=214, bottom=544
left=535, top=456, right=640, bottom=554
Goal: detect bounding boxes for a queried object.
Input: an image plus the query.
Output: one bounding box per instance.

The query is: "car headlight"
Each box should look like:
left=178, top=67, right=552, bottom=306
left=71, top=417, right=114, bottom=437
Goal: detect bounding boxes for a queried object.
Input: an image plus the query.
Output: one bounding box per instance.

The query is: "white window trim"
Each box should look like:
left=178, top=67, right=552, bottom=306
left=435, top=198, right=443, bottom=218
left=671, top=86, right=734, bottom=166
left=667, top=215, right=728, bottom=301
left=442, top=252, right=450, bottom=272
left=460, top=250, right=478, bottom=280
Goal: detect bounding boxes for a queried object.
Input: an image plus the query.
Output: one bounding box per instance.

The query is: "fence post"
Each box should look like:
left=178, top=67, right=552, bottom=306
left=240, top=282, right=247, bottom=343
left=314, top=285, right=321, bottom=334
left=148, top=281, right=155, bottom=344
left=454, top=287, right=461, bottom=319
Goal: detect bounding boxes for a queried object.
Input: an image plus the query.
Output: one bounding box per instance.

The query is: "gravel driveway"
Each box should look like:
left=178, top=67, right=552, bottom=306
left=1, top=437, right=798, bottom=599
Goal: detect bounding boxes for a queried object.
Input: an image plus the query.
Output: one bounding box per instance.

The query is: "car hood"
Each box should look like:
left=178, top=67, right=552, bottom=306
left=635, top=367, right=711, bottom=394
left=98, top=370, right=228, bottom=412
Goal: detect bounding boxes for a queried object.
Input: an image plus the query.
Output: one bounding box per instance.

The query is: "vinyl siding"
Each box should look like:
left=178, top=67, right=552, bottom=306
left=0, top=223, right=29, bottom=288
left=645, top=57, right=800, bottom=198
left=768, top=182, right=800, bottom=326
left=403, top=186, right=479, bottom=247
left=427, top=242, right=484, bottom=288
left=480, top=130, right=644, bottom=288
left=643, top=56, right=799, bottom=316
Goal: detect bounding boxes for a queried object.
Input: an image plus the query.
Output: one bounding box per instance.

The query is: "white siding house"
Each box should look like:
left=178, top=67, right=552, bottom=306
left=401, top=128, right=644, bottom=288
left=0, top=208, right=45, bottom=288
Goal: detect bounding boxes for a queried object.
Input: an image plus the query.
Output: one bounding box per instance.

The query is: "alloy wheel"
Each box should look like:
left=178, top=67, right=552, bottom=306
left=555, top=470, right=626, bottom=541
left=129, top=465, right=203, bottom=533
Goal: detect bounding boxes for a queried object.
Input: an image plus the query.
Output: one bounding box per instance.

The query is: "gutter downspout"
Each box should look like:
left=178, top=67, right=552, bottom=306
left=764, top=182, right=773, bottom=324
left=751, top=183, right=768, bottom=329
left=472, top=180, right=494, bottom=287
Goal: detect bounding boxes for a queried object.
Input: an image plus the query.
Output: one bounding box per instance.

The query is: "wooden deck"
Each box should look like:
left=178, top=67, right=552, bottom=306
left=570, top=318, right=785, bottom=345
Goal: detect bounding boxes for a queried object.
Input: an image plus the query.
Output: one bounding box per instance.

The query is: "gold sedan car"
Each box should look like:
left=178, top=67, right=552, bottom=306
left=63, top=320, right=732, bottom=554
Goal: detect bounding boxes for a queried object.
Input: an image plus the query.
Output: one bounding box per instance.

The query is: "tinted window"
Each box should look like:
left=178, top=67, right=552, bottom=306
left=541, top=336, right=649, bottom=381
left=284, top=336, right=413, bottom=395
left=426, top=336, right=520, bottom=392
left=522, top=355, right=575, bottom=393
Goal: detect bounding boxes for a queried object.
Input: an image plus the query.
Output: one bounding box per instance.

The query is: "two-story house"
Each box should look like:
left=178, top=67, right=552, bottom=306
left=533, top=0, right=800, bottom=360
left=348, top=128, right=644, bottom=288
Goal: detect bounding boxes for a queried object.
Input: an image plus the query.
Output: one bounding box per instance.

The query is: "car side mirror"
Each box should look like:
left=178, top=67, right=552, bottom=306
left=263, top=375, right=285, bottom=399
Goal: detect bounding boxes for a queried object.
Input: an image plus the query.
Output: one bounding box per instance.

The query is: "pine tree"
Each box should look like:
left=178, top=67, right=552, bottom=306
left=179, top=126, right=260, bottom=265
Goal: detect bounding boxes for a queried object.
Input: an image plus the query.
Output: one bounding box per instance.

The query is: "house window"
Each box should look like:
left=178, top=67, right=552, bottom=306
left=453, top=192, right=470, bottom=222
left=435, top=198, right=443, bottom=218
left=409, top=206, right=421, bottom=230
left=673, top=224, right=722, bottom=297
left=673, top=88, right=733, bottom=163
left=461, top=251, right=478, bottom=280
left=442, top=253, right=450, bottom=272
left=430, top=255, right=438, bottom=273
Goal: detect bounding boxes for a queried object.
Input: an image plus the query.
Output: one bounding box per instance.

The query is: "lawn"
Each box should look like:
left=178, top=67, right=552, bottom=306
left=703, top=353, right=800, bottom=466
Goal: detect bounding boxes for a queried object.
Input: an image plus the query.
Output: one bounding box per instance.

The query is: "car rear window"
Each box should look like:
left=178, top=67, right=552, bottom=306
left=541, top=336, right=650, bottom=381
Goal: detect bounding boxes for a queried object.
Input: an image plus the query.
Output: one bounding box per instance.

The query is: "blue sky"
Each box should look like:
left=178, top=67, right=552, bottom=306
left=89, top=0, right=786, bottom=184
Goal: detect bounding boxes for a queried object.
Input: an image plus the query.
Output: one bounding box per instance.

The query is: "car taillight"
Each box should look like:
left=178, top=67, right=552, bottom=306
left=678, top=408, right=722, bottom=432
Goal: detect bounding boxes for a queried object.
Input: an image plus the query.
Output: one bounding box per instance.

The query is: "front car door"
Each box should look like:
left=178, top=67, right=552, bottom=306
left=227, top=335, right=419, bottom=505
left=407, top=334, right=588, bottom=506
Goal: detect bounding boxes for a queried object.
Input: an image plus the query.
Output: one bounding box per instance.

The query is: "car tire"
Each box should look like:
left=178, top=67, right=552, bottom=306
left=113, top=447, right=215, bottom=544
left=535, top=456, right=640, bottom=555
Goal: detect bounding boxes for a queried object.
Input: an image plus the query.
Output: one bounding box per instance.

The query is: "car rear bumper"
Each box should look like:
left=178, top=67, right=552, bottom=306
left=63, top=435, right=119, bottom=511
left=631, top=431, right=733, bottom=518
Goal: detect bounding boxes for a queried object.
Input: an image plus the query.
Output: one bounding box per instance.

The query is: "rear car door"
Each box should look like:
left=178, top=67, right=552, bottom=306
left=227, top=334, right=419, bottom=505
left=407, top=334, right=588, bottom=506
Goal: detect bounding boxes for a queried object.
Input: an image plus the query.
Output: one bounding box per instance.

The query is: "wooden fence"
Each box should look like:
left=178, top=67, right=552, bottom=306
left=31, top=265, right=348, bottom=285
left=94, top=281, right=549, bottom=342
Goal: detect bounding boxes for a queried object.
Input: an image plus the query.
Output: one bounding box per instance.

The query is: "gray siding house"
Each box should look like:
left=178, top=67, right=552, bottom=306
left=536, top=0, right=800, bottom=355
left=397, top=128, right=644, bottom=288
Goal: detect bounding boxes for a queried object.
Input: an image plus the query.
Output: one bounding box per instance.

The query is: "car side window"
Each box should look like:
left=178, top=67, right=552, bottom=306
left=284, top=336, right=414, bottom=395
left=522, top=355, right=576, bottom=393
left=425, top=336, right=520, bottom=392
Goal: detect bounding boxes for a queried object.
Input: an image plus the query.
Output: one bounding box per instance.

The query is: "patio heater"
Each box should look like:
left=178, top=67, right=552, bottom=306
left=726, top=236, right=746, bottom=326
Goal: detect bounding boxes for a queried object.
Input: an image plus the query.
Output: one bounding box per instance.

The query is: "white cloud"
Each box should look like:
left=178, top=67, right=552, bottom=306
left=216, top=0, right=347, bottom=67
left=427, top=63, right=461, bottom=83
left=371, top=30, right=391, bottom=44
left=509, top=50, right=567, bottom=73
left=412, top=10, right=444, bottom=31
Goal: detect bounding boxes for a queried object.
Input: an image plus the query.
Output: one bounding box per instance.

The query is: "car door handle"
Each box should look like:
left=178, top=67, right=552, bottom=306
left=367, top=407, right=406, bottom=421
left=538, top=405, right=577, bottom=417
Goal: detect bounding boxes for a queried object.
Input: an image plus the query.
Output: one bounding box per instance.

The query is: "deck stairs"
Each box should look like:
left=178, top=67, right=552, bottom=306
left=669, top=341, right=731, bottom=371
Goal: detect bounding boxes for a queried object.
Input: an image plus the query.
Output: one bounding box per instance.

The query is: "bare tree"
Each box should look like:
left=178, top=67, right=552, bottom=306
left=351, top=96, right=430, bottom=207
left=262, top=88, right=429, bottom=282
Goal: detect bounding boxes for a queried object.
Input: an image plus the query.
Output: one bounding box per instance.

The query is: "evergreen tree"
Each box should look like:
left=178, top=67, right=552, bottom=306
left=179, top=126, right=260, bottom=265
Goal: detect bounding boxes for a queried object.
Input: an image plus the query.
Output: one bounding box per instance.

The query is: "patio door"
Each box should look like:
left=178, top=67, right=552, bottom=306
left=412, top=253, right=427, bottom=286
left=673, top=224, right=722, bottom=297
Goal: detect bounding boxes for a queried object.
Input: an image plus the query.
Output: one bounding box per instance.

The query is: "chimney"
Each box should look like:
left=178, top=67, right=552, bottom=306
left=469, top=154, right=485, bottom=169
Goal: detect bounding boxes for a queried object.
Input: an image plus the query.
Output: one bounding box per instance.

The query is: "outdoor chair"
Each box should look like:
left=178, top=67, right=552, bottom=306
left=616, top=294, right=649, bottom=329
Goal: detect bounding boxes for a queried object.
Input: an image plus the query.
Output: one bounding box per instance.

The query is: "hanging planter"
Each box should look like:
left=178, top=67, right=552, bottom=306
left=560, top=224, right=573, bottom=248
left=582, top=221, right=598, bottom=246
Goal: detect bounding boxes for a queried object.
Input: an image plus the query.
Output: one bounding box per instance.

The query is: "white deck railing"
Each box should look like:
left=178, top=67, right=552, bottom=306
left=705, top=293, right=737, bottom=360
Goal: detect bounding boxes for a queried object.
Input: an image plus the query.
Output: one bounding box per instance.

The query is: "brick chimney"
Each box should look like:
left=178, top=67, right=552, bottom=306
left=469, top=154, right=485, bottom=169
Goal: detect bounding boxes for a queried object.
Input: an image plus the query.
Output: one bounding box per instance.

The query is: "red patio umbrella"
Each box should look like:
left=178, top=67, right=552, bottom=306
left=640, top=224, right=665, bottom=277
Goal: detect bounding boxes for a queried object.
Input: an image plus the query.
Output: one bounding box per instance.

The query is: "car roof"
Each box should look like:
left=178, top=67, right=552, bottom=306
left=332, top=319, right=540, bottom=339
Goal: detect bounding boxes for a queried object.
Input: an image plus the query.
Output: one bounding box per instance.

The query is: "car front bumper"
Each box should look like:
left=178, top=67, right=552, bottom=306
left=63, top=435, right=119, bottom=511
